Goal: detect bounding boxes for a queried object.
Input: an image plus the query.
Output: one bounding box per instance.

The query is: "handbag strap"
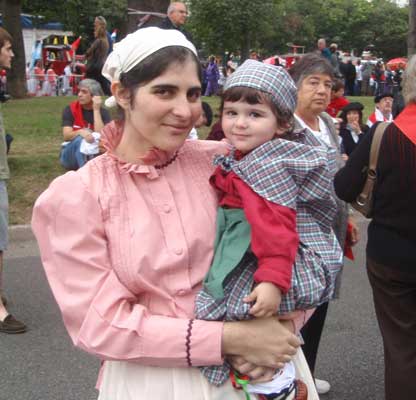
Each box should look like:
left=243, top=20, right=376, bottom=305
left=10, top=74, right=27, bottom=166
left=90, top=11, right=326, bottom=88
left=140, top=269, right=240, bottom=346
left=354, top=122, right=388, bottom=210
left=368, top=122, right=389, bottom=172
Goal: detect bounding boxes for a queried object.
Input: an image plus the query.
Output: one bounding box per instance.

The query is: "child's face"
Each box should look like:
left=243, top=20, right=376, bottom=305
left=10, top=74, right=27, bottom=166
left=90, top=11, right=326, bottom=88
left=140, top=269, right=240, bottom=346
left=331, top=87, right=344, bottom=99
left=222, top=100, right=284, bottom=153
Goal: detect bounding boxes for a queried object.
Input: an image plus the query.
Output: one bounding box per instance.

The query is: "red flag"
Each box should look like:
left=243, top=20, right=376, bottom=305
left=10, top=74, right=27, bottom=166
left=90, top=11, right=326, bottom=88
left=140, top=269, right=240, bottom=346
left=70, top=37, right=82, bottom=55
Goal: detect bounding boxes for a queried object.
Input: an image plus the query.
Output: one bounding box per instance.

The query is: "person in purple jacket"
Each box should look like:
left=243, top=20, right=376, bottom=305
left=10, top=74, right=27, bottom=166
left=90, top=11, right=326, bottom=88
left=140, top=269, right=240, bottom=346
left=204, top=56, right=220, bottom=96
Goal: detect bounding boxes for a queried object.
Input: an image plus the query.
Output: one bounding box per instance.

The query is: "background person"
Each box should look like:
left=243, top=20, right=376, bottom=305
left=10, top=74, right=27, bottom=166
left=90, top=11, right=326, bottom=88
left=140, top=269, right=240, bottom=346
left=334, top=54, right=416, bottom=400
left=355, top=59, right=363, bottom=96
left=160, top=1, right=192, bottom=42
left=32, top=27, right=300, bottom=400
left=95, top=16, right=113, bottom=55
left=326, top=79, right=349, bottom=118
left=85, top=18, right=111, bottom=95
left=289, top=53, right=359, bottom=395
left=0, top=27, right=26, bottom=334
left=60, top=79, right=111, bottom=170
left=366, top=93, right=394, bottom=128
left=316, top=38, right=331, bottom=61
left=204, top=56, right=220, bottom=96
left=338, top=102, right=369, bottom=158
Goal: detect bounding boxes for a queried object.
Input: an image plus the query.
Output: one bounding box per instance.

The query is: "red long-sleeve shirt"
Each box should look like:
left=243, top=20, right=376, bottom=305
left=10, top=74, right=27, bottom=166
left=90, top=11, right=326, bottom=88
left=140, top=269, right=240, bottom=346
left=210, top=167, right=299, bottom=293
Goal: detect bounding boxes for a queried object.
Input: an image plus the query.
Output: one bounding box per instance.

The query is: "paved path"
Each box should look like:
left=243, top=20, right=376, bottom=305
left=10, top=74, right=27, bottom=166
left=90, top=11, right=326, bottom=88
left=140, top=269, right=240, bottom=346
left=0, top=218, right=384, bottom=400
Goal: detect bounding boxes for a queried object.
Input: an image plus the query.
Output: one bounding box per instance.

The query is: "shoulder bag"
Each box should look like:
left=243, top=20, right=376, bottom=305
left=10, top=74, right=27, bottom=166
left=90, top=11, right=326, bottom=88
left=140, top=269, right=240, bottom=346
left=351, top=122, right=388, bottom=217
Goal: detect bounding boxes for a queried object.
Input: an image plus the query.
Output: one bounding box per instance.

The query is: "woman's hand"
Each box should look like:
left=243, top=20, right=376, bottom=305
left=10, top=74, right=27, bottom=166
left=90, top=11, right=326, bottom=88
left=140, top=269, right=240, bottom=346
left=347, top=216, right=360, bottom=246
left=80, top=129, right=95, bottom=144
left=350, top=121, right=361, bottom=134
left=222, top=317, right=300, bottom=369
left=228, top=355, right=278, bottom=383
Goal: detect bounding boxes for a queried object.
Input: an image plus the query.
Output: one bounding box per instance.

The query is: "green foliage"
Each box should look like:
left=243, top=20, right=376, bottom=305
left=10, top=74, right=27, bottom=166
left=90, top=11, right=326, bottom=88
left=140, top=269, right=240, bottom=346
left=21, top=0, right=127, bottom=51
left=188, top=0, right=408, bottom=60
left=188, top=0, right=277, bottom=59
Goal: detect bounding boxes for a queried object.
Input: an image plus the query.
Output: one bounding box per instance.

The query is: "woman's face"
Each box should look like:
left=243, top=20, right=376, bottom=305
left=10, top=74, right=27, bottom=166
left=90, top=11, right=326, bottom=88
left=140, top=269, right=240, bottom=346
left=122, top=58, right=202, bottom=154
left=296, top=73, right=332, bottom=116
left=346, top=110, right=360, bottom=124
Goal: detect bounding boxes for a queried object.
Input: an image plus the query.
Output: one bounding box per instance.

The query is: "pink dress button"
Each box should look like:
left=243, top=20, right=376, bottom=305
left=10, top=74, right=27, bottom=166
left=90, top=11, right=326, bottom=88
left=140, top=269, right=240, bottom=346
left=173, top=247, right=183, bottom=255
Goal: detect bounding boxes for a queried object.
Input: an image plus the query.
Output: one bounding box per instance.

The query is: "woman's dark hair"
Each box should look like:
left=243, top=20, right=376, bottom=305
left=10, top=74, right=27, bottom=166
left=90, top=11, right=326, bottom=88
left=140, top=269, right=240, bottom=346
left=220, top=86, right=293, bottom=129
left=339, top=108, right=364, bottom=130
left=288, top=53, right=335, bottom=88
left=117, top=46, right=202, bottom=119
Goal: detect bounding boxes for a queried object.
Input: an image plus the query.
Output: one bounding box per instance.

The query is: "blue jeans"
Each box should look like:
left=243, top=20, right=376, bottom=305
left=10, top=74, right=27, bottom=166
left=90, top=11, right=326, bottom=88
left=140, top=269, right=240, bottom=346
left=59, top=135, right=87, bottom=170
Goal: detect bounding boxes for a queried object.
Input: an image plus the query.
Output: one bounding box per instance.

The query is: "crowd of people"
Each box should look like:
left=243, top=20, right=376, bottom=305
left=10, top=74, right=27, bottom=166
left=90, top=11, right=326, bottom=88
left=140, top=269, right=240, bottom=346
left=0, top=2, right=414, bottom=400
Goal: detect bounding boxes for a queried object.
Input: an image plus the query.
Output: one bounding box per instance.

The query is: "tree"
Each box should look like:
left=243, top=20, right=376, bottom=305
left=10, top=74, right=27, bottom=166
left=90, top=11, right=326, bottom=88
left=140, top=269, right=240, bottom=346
left=188, top=0, right=277, bottom=60
left=1, top=0, right=26, bottom=98
left=408, top=0, right=416, bottom=56
left=22, top=0, right=128, bottom=50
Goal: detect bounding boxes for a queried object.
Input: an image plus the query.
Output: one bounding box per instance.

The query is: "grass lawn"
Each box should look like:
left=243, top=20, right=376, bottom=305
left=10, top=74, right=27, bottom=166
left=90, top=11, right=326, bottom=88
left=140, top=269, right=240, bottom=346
left=2, top=94, right=374, bottom=225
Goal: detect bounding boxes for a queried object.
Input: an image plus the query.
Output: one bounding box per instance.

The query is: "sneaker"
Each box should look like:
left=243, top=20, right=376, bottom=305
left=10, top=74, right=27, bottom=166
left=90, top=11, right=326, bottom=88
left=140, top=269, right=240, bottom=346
left=0, top=314, right=27, bottom=334
left=315, top=378, right=331, bottom=394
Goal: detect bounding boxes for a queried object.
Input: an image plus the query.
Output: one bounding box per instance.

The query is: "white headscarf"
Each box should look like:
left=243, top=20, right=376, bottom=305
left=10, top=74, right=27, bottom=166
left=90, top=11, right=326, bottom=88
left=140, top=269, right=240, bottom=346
left=102, top=27, right=197, bottom=107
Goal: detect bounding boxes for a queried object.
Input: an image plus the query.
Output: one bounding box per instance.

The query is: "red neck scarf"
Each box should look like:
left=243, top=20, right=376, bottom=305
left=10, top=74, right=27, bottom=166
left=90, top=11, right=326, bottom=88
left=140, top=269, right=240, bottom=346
left=393, top=103, right=416, bottom=145
left=70, top=100, right=94, bottom=131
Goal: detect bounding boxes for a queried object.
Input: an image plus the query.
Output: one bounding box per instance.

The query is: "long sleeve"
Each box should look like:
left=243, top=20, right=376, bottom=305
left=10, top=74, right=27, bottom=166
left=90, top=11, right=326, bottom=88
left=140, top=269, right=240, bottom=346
left=31, top=172, right=223, bottom=367
left=233, top=177, right=298, bottom=293
left=334, top=125, right=374, bottom=203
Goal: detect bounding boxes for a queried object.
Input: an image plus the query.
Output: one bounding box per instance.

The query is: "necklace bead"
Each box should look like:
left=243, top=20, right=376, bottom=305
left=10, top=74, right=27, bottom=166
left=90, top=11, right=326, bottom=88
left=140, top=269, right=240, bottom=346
left=154, top=150, right=179, bottom=169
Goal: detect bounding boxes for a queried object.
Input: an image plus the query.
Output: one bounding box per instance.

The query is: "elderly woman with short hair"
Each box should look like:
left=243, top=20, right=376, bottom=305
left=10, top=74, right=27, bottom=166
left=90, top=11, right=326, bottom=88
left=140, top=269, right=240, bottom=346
left=334, top=54, right=416, bottom=400
left=288, top=53, right=357, bottom=395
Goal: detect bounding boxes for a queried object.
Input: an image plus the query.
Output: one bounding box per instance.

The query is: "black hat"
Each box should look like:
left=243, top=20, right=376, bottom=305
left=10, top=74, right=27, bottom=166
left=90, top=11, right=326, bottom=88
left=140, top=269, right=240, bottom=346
left=202, top=101, right=213, bottom=126
left=374, top=92, right=394, bottom=103
left=339, top=102, right=364, bottom=121
left=340, top=102, right=364, bottom=114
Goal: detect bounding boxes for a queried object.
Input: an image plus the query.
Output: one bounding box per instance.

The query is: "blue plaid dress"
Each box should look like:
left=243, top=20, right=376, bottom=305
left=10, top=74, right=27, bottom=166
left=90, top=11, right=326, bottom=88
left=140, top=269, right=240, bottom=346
left=195, top=128, right=343, bottom=386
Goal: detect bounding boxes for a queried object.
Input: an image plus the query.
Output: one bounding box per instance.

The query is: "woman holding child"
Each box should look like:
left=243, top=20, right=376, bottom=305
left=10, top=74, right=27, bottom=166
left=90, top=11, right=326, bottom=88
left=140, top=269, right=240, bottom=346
left=32, top=28, right=340, bottom=400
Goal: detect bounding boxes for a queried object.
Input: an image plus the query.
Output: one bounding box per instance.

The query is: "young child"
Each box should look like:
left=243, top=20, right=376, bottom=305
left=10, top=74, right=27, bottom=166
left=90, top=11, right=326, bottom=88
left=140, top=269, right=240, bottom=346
left=326, top=79, right=349, bottom=118
left=195, top=60, right=343, bottom=400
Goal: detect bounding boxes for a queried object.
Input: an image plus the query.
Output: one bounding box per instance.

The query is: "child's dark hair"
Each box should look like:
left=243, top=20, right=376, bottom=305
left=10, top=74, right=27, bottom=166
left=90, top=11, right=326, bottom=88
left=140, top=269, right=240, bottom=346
left=220, top=86, right=294, bottom=129
left=117, top=46, right=202, bottom=119
left=332, top=79, right=344, bottom=92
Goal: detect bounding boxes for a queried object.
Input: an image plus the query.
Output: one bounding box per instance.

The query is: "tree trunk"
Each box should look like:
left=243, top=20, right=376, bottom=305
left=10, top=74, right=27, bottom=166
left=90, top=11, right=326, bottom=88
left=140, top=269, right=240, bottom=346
left=408, top=0, right=416, bottom=56
left=123, top=0, right=170, bottom=35
left=2, top=0, right=26, bottom=98
left=240, top=29, right=251, bottom=62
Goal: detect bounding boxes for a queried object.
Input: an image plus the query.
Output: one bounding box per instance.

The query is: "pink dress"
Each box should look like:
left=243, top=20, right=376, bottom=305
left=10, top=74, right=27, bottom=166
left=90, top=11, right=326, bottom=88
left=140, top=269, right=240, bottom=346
left=32, top=122, right=315, bottom=399
left=32, top=122, right=258, bottom=399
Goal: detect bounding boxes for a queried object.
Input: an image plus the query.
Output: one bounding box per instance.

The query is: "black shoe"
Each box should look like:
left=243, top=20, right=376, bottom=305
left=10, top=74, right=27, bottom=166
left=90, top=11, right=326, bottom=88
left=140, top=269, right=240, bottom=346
left=0, top=314, right=27, bottom=334
left=1, top=295, right=7, bottom=306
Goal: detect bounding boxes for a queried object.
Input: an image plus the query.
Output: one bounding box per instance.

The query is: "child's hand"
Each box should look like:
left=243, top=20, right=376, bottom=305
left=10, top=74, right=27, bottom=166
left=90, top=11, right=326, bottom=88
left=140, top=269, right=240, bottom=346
left=244, top=282, right=282, bottom=318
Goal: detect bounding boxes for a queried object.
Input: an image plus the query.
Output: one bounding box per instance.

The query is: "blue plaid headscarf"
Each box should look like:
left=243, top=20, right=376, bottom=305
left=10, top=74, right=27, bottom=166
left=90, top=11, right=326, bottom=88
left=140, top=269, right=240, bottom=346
left=224, top=59, right=297, bottom=114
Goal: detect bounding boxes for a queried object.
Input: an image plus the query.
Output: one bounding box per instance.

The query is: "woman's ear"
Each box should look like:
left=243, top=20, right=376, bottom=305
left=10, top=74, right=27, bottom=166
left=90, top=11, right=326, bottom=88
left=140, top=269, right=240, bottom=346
left=111, top=82, right=131, bottom=110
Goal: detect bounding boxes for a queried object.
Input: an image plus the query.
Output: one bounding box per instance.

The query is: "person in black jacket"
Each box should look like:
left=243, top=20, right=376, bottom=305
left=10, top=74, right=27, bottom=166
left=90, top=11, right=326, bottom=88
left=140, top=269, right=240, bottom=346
left=338, top=102, right=369, bottom=158
left=159, top=2, right=192, bottom=42
left=334, top=54, right=416, bottom=400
